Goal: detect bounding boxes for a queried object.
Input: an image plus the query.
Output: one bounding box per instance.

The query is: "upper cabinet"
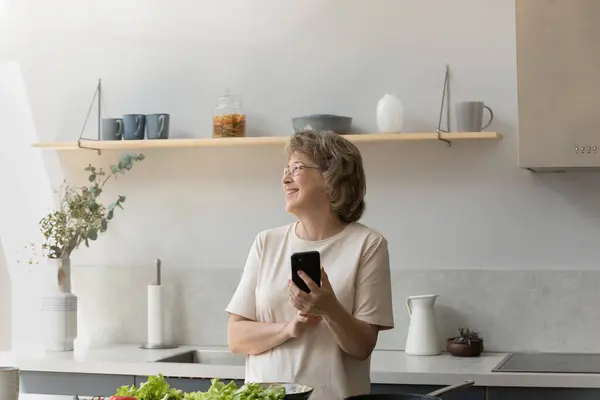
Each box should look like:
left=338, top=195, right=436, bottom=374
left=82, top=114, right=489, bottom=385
left=516, top=0, right=600, bottom=172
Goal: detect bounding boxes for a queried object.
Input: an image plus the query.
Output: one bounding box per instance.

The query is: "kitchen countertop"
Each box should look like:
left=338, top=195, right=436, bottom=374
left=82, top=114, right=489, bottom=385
left=3, top=345, right=600, bottom=388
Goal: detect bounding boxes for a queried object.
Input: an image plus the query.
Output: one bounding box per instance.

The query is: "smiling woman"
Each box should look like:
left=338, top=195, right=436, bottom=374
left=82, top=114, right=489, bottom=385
left=225, top=130, right=394, bottom=400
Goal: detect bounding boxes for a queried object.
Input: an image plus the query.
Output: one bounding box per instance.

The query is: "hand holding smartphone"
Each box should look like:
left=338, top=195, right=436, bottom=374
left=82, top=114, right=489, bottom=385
left=291, top=250, right=321, bottom=293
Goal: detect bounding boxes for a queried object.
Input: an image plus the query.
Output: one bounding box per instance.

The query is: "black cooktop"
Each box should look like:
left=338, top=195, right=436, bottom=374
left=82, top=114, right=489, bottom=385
left=493, top=353, right=600, bottom=374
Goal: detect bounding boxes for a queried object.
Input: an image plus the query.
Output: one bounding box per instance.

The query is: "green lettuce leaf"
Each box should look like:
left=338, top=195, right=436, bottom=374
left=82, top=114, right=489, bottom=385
left=115, top=375, right=285, bottom=400
left=114, top=374, right=183, bottom=400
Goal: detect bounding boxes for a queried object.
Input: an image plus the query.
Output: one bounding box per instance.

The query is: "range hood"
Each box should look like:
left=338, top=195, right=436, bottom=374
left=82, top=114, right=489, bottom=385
left=516, top=0, right=600, bottom=172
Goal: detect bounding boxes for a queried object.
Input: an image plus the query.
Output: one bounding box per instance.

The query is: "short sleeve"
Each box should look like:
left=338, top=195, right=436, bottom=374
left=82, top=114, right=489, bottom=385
left=352, top=236, right=394, bottom=330
left=225, top=234, right=262, bottom=321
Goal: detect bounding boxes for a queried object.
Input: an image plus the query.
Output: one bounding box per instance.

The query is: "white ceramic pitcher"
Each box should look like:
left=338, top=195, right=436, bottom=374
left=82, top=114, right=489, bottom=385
left=405, top=294, right=441, bottom=356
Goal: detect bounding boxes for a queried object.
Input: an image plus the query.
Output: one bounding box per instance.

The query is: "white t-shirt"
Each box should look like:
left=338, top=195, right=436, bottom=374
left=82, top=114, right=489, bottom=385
left=226, top=222, right=394, bottom=400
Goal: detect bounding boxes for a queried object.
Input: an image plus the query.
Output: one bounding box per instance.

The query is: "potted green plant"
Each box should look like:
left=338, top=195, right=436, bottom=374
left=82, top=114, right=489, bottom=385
left=447, top=327, right=484, bottom=357
left=22, top=153, right=144, bottom=351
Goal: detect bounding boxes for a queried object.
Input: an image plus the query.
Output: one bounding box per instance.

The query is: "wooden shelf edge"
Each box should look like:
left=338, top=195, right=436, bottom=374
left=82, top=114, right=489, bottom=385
left=31, top=132, right=502, bottom=151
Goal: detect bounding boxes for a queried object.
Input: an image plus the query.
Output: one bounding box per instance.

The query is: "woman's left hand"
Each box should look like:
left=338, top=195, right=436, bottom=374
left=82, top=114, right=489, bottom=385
left=288, top=267, right=339, bottom=317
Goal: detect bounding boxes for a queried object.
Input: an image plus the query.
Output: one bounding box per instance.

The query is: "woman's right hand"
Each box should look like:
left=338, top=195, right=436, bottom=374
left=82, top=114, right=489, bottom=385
left=286, top=311, right=322, bottom=338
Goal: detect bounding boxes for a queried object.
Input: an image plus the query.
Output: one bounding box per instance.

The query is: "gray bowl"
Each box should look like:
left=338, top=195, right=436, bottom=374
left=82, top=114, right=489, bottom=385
left=292, top=114, right=352, bottom=134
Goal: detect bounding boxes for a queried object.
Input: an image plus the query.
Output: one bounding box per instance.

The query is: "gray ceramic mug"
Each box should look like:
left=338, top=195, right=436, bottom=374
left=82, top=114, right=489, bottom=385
left=123, top=114, right=146, bottom=140
left=146, top=114, right=170, bottom=139
left=101, top=118, right=123, bottom=140
left=456, top=101, right=494, bottom=132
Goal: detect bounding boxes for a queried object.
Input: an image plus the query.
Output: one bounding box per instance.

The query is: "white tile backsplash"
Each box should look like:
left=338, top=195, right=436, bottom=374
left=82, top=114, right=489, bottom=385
left=71, top=265, right=593, bottom=353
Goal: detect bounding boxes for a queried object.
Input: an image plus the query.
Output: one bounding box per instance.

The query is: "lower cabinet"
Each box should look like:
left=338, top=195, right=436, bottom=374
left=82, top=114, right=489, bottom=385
left=20, top=372, right=600, bottom=399
left=135, top=376, right=245, bottom=393
left=371, top=385, right=600, bottom=400
left=19, top=371, right=134, bottom=397
left=371, top=384, right=485, bottom=400
left=487, top=387, right=600, bottom=400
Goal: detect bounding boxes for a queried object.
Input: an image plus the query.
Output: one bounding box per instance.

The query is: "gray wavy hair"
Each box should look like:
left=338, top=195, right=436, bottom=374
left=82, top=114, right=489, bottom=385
left=285, top=130, right=366, bottom=223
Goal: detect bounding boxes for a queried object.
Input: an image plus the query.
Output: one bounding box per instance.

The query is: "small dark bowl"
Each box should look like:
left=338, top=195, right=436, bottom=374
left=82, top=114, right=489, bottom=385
left=257, top=382, right=314, bottom=400
left=447, top=338, right=484, bottom=357
left=291, top=114, right=352, bottom=134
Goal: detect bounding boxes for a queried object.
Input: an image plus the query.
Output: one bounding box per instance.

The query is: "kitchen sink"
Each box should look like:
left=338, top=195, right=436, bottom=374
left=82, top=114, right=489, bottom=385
left=154, top=350, right=246, bottom=366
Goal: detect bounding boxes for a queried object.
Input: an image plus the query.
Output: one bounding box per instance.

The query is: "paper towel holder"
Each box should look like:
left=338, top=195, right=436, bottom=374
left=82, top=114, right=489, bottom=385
left=140, top=258, right=179, bottom=350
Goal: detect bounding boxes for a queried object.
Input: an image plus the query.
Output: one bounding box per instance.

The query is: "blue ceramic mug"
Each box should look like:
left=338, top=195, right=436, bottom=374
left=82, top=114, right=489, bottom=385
left=146, top=114, right=170, bottom=139
left=123, top=114, right=146, bottom=140
left=101, top=118, right=123, bottom=140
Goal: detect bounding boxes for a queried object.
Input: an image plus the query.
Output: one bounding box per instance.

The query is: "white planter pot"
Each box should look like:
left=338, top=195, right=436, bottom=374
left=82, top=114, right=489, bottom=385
left=376, top=94, right=405, bottom=133
left=40, top=258, right=78, bottom=352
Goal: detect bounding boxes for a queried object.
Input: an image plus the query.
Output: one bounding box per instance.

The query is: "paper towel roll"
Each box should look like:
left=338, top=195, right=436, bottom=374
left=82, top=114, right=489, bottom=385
left=147, top=285, right=164, bottom=345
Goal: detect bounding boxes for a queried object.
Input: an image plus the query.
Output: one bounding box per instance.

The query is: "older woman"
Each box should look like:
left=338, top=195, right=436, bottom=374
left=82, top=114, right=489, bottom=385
left=226, top=130, right=394, bottom=400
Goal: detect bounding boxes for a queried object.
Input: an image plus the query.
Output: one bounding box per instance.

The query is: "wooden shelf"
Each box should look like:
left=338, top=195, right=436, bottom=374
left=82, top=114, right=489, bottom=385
left=31, top=132, right=501, bottom=151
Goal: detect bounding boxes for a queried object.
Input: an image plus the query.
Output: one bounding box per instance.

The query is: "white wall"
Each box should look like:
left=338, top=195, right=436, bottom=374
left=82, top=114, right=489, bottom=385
left=0, top=0, right=11, bottom=353
left=0, top=241, right=10, bottom=351
left=3, top=0, right=600, bottom=352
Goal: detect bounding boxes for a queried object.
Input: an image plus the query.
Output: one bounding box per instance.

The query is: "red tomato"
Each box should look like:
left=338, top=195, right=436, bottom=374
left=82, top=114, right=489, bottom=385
left=109, top=396, right=137, bottom=400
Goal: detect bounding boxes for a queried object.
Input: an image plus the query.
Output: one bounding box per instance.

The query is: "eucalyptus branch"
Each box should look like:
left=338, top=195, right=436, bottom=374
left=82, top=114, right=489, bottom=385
left=26, top=153, right=145, bottom=261
left=100, top=173, right=113, bottom=188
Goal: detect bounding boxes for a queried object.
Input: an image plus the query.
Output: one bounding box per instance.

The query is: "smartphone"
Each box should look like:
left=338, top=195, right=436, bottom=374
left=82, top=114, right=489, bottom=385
left=291, top=250, right=321, bottom=293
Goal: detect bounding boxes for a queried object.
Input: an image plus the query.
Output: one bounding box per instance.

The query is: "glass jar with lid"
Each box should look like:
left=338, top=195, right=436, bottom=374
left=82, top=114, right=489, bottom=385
left=212, top=89, right=246, bottom=138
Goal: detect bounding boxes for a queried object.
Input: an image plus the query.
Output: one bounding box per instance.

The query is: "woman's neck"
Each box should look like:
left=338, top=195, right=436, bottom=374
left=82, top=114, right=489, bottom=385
left=296, top=214, right=348, bottom=241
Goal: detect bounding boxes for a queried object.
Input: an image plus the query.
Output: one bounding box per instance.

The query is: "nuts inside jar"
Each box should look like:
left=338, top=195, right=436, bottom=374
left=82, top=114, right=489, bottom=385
left=213, top=114, right=246, bottom=138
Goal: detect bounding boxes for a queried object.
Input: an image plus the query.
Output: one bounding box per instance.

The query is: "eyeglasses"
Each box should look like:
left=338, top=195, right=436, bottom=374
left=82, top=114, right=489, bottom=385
left=283, top=163, right=320, bottom=177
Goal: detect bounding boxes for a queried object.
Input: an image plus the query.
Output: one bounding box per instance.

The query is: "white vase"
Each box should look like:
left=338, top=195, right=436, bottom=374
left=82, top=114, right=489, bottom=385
left=41, top=258, right=78, bottom=352
left=376, top=94, right=404, bottom=133
left=41, top=258, right=71, bottom=294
